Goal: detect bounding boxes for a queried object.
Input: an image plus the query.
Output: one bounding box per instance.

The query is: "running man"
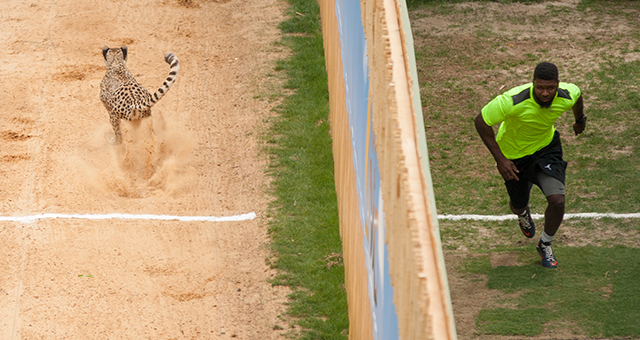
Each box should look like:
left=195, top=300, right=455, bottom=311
left=474, top=62, right=587, bottom=268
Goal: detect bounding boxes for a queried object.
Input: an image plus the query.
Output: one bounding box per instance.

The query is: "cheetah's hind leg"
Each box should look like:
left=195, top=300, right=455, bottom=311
left=108, top=116, right=123, bottom=145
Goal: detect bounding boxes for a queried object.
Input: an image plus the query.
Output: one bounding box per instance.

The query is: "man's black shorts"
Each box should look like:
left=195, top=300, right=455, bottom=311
left=504, top=131, right=567, bottom=210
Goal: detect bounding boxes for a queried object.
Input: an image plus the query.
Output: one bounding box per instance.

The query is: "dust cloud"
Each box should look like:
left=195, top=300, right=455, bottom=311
left=76, top=111, right=196, bottom=198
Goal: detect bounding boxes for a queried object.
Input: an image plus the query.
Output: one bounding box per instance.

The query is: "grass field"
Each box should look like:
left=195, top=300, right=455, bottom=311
left=409, top=0, right=640, bottom=338
left=265, top=0, right=349, bottom=339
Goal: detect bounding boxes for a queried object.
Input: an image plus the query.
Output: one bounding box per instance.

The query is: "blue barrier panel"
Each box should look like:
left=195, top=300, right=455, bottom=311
left=335, top=1, right=399, bottom=339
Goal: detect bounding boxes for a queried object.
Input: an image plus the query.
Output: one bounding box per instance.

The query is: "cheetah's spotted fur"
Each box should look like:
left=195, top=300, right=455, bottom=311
left=99, top=46, right=179, bottom=144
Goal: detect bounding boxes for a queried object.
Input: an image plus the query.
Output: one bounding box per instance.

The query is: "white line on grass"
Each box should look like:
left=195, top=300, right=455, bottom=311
left=438, top=213, right=640, bottom=221
left=0, top=212, right=257, bottom=223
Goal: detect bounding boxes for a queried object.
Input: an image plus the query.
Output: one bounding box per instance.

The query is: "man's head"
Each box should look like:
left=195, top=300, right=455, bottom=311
left=533, top=62, right=559, bottom=108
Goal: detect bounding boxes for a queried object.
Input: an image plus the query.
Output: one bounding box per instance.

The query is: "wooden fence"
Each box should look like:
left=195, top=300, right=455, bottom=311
left=319, top=0, right=457, bottom=339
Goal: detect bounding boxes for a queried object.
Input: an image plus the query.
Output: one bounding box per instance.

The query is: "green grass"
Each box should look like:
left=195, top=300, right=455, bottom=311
left=411, top=0, right=640, bottom=338
left=477, top=308, right=551, bottom=336
left=265, top=0, right=348, bottom=338
left=466, top=246, right=640, bottom=337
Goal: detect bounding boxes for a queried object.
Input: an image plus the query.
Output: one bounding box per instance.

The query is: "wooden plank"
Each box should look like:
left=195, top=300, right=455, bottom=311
left=319, top=1, right=374, bottom=339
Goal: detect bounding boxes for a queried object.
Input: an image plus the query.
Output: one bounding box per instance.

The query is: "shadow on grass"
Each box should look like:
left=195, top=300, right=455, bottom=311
left=465, top=246, right=640, bottom=337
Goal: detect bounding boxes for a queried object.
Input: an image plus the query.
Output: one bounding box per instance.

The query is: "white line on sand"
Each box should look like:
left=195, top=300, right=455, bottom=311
left=438, top=213, right=640, bottom=221
left=5, top=212, right=636, bottom=223
left=0, top=212, right=257, bottom=223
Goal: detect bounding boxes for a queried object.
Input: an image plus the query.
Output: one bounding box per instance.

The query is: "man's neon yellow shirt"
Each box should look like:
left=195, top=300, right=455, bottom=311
left=481, top=82, right=581, bottom=160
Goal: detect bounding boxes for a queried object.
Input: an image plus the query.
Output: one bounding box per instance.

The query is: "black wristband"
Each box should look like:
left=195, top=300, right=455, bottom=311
left=576, top=115, right=587, bottom=124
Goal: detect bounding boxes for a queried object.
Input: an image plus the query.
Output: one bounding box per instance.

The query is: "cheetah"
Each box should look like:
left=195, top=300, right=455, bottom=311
left=99, top=46, right=179, bottom=144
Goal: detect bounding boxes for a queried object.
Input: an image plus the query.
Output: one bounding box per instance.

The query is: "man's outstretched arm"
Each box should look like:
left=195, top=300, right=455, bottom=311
left=474, top=113, right=520, bottom=181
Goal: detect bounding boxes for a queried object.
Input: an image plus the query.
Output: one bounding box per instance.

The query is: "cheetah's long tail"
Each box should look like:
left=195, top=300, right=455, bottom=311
left=150, top=52, right=180, bottom=105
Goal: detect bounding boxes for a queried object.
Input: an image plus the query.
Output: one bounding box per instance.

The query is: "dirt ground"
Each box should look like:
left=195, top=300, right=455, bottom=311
left=0, top=0, right=289, bottom=338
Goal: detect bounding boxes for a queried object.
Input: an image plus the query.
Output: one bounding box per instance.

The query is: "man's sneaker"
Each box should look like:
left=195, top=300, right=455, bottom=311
left=537, top=240, right=558, bottom=268
left=518, top=209, right=535, bottom=238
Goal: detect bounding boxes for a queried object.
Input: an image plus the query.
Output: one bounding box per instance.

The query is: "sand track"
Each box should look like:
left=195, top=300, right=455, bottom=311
left=0, top=0, right=286, bottom=338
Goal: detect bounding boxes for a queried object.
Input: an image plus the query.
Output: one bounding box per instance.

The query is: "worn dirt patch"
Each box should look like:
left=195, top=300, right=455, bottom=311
left=0, top=0, right=289, bottom=338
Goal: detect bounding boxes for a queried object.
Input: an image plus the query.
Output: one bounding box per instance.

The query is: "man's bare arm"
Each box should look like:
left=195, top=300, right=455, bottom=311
left=572, top=95, right=586, bottom=136
left=474, top=113, right=520, bottom=181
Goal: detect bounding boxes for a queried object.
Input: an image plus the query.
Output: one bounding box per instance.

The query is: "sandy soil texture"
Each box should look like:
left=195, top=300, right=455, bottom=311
left=0, top=0, right=288, bottom=338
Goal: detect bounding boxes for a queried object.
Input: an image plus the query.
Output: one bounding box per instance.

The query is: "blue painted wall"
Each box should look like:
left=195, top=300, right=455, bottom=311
left=335, top=1, right=399, bottom=339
